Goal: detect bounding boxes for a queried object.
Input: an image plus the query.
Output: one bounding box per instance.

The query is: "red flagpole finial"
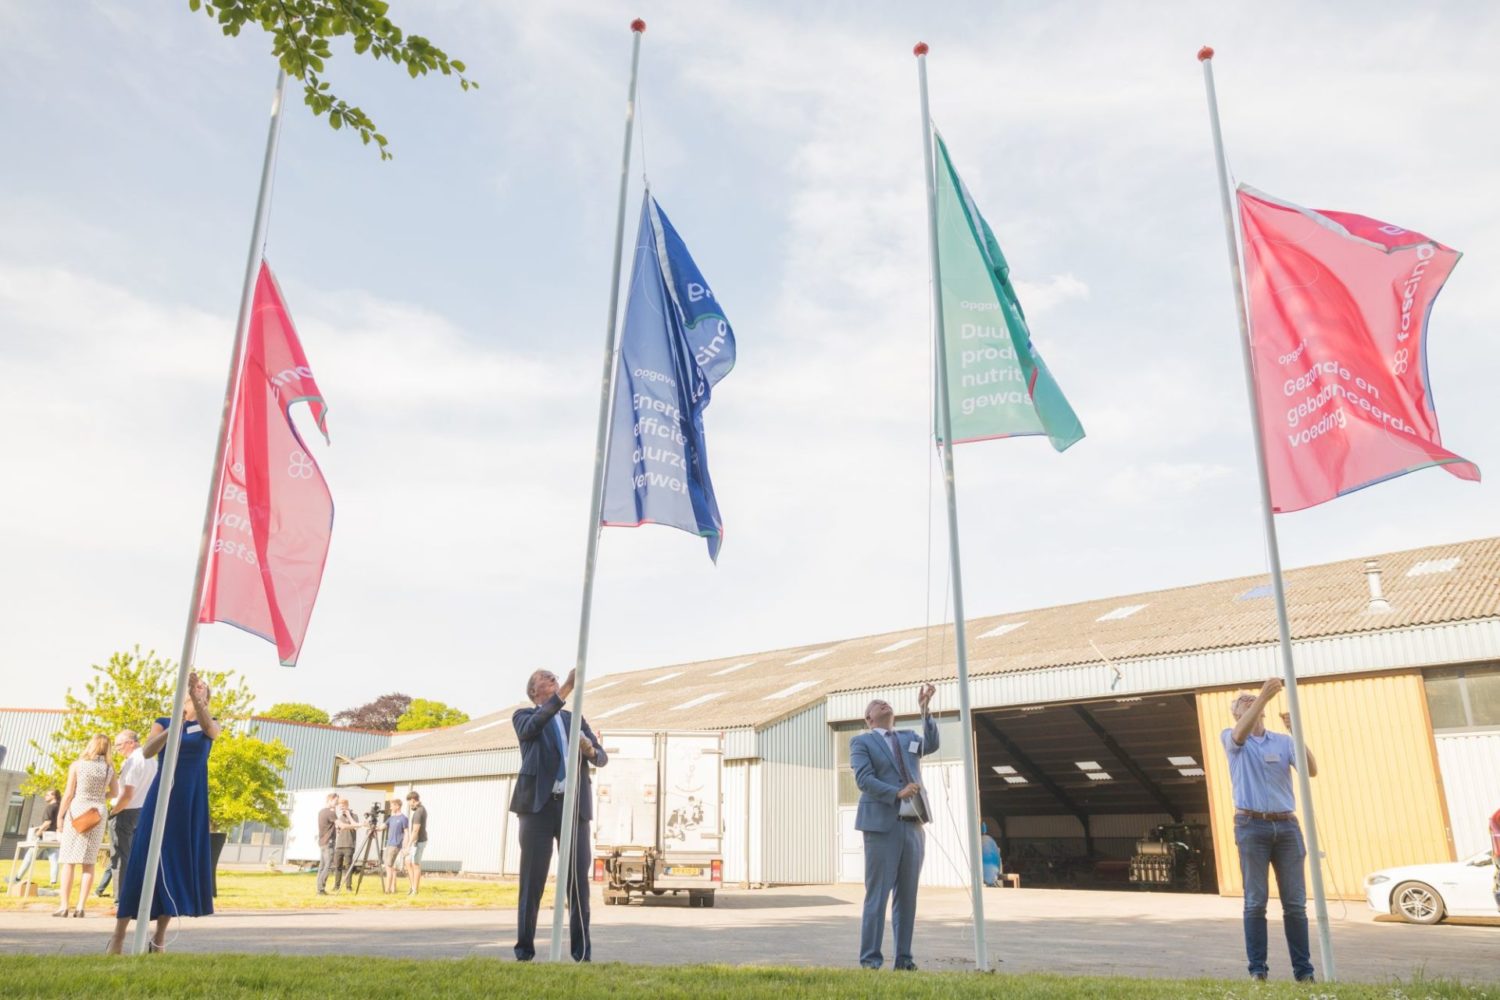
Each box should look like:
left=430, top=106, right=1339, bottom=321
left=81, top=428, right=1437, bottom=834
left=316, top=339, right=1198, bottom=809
left=631, top=18, right=646, bottom=33
left=914, top=42, right=929, bottom=57
left=1197, top=45, right=1214, bottom=61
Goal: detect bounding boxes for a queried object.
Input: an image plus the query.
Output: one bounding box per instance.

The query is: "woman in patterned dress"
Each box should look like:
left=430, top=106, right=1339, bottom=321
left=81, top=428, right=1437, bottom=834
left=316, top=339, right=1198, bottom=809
left=55, top=734, right=117, bottom=917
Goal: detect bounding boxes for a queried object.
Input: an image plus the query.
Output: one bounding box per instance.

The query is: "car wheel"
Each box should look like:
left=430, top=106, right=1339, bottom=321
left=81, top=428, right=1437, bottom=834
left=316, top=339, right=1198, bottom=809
left=1392, top=881, right=1445, bottom=925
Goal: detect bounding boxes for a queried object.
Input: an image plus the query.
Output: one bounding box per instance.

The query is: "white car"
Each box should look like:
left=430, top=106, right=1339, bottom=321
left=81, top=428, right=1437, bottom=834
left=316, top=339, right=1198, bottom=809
left=1365, top=851, right=1497, bottom=924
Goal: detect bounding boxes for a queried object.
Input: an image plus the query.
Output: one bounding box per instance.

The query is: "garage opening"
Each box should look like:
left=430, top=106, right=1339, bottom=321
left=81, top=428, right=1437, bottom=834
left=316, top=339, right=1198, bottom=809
left=974, top=693, right=1216, bottom=893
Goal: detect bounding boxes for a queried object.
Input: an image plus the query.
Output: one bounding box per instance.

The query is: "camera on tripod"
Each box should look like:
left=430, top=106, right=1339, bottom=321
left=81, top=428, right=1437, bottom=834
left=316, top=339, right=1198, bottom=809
left=364, top=801, right=386, bottom=826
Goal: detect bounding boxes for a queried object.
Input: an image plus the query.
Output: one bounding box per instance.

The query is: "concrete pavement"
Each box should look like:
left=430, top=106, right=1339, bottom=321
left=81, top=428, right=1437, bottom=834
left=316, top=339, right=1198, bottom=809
left=1, top=884, right=1494, bottom=983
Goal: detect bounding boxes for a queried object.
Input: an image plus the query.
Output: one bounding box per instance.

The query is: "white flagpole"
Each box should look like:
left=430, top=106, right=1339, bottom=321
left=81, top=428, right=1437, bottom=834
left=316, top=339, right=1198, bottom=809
left=1198, top=46, right=1335, bottom=982
left=549, top=18, right=645, bottom=963
left=129, top=68, right=289, bottom=957
left=915, top=42, right=990, bottom=973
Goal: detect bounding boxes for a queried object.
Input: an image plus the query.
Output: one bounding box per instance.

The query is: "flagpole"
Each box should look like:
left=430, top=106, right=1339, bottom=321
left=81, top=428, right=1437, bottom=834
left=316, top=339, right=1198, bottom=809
left=1198, top=46, right=1335, bottom=982
left=130, top=68, right=289, bottom=957
left=915, top=42, right=990, bottom=973
left=550, top=19, right=645, bottom=963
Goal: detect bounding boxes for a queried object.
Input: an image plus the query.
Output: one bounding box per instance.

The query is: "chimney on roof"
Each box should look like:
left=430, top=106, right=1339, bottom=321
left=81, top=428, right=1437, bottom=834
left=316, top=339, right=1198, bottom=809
left=1364, top=559, right=1392, bottom=614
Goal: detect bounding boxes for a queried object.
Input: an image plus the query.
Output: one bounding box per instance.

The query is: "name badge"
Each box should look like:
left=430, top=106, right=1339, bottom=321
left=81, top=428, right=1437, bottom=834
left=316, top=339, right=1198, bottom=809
left=909, top=740, right=920, bottom=754
left=1263, top=752, right=1280, bottom=763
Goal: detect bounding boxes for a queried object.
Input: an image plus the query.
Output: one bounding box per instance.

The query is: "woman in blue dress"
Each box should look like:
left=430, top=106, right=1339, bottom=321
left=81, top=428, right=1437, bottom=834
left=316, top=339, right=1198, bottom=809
left=107, top=671, right=220, bottom=954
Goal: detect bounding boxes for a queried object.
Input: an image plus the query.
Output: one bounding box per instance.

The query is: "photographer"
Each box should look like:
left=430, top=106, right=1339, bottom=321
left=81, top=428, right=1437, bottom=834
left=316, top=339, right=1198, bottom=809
left=330, top=797, right=359, bottom=893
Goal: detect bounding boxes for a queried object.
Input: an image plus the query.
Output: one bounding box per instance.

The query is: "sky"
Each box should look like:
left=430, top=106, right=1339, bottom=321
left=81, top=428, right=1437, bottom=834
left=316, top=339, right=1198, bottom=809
left=1, top=1, right=1496, bottom=721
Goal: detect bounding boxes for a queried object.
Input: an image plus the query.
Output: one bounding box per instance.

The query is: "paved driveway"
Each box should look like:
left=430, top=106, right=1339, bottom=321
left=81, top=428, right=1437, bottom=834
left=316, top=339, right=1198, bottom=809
left=2, top=885, right=1494, bottom=983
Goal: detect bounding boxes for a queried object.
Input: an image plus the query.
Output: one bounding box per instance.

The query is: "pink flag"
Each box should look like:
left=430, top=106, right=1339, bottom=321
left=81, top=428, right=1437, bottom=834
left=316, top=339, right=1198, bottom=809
left=199, top=261, right=333, bottom=666
left=1238, top=185, right=1478, bottom=512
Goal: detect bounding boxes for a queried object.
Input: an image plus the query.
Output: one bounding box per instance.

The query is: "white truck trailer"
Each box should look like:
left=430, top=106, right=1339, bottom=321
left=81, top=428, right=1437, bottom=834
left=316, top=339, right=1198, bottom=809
left=591, top=731, right=723, bottom=907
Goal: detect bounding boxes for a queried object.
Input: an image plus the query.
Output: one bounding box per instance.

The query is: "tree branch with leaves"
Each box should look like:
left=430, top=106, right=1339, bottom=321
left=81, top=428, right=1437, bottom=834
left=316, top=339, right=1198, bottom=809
left=188, top=0, right=476, bottom=160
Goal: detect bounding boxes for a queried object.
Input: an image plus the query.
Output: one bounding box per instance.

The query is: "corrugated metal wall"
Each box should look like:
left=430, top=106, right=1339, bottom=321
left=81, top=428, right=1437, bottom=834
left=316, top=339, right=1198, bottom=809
left=758, top=703, right=835, bottom=884
left=722, top=759, right=763, bottom=884
left=1197, top=673, right=1451, bottom=900
left=918, top=760, right=972, bottom=887
left=0, top=710, right=66, bottom=776
left=394, top=777, right=508, bottom=874
left=249, top=720, right=391, bottom=790
left=1434, top=731, right=1500, bottom=858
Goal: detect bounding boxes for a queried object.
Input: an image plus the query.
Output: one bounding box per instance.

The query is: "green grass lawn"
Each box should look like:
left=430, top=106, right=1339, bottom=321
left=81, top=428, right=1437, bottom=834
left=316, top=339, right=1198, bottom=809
left=0, top=956, right=1493, bottom=999
left=1, top=862, right=524, bottom=911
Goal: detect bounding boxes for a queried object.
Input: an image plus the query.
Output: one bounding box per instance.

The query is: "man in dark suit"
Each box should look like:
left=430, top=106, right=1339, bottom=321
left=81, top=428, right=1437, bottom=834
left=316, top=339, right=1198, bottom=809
left=510, top=668, right=609, bottom=962
left=850, top=683, right=938, bottom=970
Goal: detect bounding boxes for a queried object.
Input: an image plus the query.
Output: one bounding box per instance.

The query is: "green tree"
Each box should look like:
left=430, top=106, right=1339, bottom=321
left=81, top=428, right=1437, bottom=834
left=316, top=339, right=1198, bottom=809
left=260, top=702, right=331, bottom=725
left=25, top=647, right=290, bottom=833
left=189, top=0, right=476, bottom=160
left=396, top=698, right=469, bottom=731
left=206, top=730, right=292, bottom=833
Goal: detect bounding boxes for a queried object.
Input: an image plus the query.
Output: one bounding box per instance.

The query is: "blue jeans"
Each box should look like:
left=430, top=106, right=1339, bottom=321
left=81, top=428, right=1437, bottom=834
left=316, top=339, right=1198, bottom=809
left=1234, top=815, right=1313, bottom=980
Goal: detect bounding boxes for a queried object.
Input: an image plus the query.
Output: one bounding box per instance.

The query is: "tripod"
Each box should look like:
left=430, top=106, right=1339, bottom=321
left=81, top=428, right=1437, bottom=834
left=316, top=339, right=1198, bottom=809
left=346, top=813, right=387, bottom=896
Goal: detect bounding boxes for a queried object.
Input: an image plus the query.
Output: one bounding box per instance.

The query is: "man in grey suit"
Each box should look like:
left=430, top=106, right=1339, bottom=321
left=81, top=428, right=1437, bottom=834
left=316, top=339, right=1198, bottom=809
left=850, top=682, right=939, bottom=970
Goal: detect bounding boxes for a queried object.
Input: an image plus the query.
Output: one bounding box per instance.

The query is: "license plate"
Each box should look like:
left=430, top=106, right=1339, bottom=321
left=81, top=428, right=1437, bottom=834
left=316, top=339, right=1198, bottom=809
left=666, top=866, right=701, bottom=877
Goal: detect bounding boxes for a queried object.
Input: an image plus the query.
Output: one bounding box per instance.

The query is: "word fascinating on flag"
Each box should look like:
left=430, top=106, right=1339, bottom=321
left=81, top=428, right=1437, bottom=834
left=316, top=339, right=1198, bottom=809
left=934, top=131, right=1084, bottom=451
left=199, top=261, right=334, bottom=666
left=601, top=194, right=737, bottom=561
left=1238, top=186, right=1478, bottom=512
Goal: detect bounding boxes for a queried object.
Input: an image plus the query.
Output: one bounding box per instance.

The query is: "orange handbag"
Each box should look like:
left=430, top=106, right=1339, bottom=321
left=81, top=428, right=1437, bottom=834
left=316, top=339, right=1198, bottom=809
left=70, top=808, right=102, bottom=835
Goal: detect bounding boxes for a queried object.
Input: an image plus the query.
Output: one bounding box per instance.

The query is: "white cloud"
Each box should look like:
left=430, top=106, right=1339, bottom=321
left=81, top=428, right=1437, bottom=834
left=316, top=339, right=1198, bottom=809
left=1, top=1, right=1497, bottom=716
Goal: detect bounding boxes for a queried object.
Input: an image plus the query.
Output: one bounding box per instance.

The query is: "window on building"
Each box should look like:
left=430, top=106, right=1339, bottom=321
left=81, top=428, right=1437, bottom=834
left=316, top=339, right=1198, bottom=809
left=1424, top=664, right=1500, bottom=730
left=4, top=792, right=24, bottom=837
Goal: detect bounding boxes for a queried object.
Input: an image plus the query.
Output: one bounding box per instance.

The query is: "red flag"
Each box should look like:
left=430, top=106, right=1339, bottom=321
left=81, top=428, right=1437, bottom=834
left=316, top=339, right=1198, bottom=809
left=199, top=261, right=333, bottom=666
left=1238, top=185, right=1478, bottom=512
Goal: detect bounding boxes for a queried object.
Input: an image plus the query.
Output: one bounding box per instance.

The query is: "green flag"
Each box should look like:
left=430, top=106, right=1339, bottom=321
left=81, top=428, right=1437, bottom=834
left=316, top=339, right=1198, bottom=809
left=934, top=131, right=1084, bottom=451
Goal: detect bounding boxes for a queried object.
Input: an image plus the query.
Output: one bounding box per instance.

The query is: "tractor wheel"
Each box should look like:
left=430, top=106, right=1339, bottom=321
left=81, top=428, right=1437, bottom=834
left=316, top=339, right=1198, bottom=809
left=1183, top=861, right=1202, bottom=893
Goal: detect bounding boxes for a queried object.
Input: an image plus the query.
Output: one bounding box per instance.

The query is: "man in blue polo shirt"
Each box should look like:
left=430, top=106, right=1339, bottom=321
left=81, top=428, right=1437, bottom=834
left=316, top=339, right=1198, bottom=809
left=1223, top=677, right=1319, bottom=984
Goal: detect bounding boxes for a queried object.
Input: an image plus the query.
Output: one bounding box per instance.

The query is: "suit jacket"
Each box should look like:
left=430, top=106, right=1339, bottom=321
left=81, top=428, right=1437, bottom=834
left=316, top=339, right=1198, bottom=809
left=509, top=694, right=608, bottom=820
left=851, top=715, right=940, bottom=833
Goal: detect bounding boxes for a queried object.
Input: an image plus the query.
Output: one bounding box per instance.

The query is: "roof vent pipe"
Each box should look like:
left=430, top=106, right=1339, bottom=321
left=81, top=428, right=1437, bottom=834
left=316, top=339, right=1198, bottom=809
left=1364, top=559, right=1392, bottom=614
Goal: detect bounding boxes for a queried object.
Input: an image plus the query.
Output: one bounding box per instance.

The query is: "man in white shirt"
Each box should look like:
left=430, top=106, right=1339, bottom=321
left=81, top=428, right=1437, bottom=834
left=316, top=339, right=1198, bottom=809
left=96, top=730, right=158, bottom=898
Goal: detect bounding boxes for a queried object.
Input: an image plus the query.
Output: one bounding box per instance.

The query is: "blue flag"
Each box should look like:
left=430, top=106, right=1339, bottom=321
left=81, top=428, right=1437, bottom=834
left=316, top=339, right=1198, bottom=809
left=601, top=194, right=736, bottom=561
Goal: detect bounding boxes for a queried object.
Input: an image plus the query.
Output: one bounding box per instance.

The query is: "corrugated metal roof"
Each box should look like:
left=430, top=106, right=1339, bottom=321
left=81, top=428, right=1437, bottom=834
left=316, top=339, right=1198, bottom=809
left=353, top=536, right=1500, bottom=766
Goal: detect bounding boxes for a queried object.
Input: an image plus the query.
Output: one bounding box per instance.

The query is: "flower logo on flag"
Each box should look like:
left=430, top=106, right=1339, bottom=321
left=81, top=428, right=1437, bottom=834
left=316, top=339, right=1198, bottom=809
left=288, top=451, right=315, bottom=479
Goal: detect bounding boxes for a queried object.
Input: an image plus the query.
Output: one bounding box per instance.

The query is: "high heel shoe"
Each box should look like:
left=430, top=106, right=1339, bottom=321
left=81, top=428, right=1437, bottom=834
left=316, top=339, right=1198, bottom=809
left=51, top=908, right=68, bottom=917
left=72, top=908, right=86, bottom=917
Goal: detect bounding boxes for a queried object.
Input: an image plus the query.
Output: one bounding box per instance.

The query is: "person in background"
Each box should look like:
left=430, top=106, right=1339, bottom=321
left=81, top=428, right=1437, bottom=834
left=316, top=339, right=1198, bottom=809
left=981, top=823, right=1003, bottom=888
left=96, top=730, right=157, bottom=899
left=55, top=734, right=118, bottom=917
left=108, top=671, right=221, bottom=955
left=314, top=792, right=338, bottom=895
left=405, top=791, right=428, bottom=897
left=9, top=789, right=61, bottom=889
left=382, top=798, right=409, bottom=894
left=1222, top=678, right=1318, bottom=984
left=331, top=798, right=358, bottom=892
left=1489, top=805, right=1499, bottom=912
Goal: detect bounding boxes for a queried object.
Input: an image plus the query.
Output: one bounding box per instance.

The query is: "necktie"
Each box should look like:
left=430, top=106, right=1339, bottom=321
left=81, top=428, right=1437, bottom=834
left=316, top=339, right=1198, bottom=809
left=553, top=715, right=568, bottom=783
left=886, top=732, right=913, bottom=784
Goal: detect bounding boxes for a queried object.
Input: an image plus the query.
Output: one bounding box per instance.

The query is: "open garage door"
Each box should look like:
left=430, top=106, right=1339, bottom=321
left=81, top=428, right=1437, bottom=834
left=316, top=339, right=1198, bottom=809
left=974, top=693, right=1216, bottom=893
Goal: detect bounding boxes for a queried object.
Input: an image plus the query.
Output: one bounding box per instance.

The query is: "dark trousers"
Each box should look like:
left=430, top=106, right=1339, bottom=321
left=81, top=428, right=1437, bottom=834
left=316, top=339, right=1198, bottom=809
left=1235, top=815, right=1313, bottom=981
left=332, top=846, right=354, bottom=889
left=514, top=797, right=592, bottom=962
left=95, top=809, right=140, bottom=896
